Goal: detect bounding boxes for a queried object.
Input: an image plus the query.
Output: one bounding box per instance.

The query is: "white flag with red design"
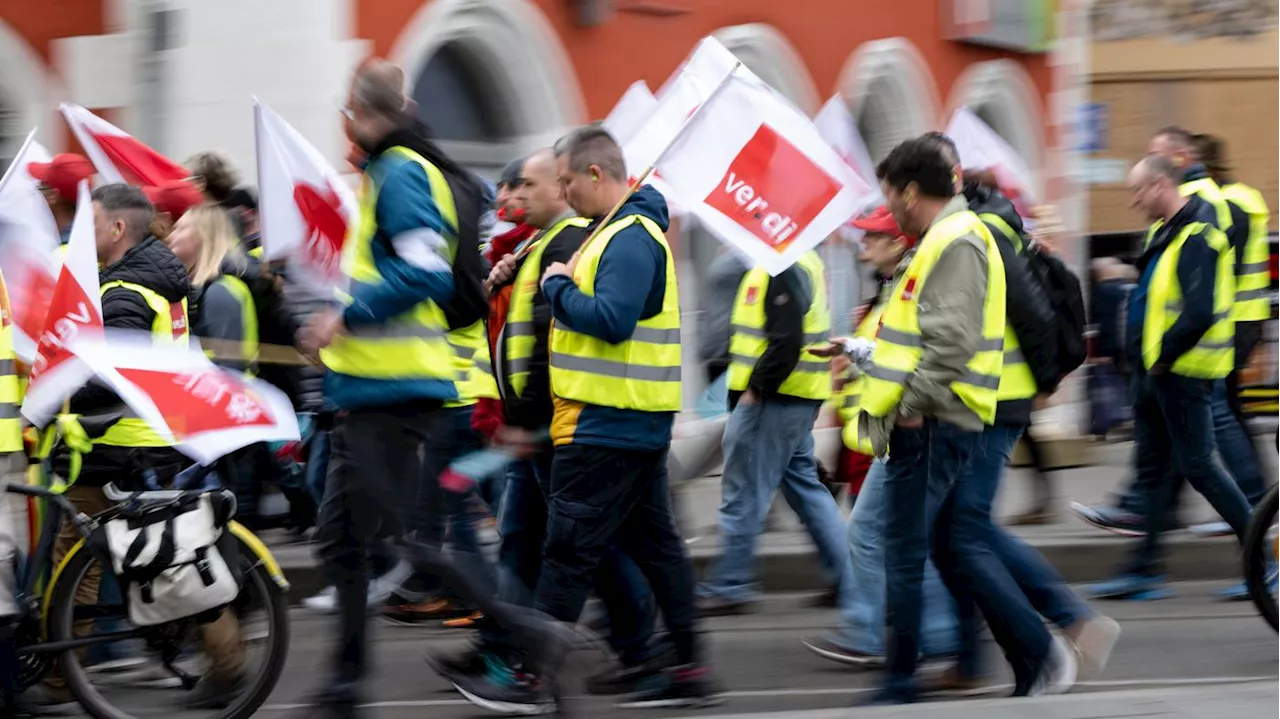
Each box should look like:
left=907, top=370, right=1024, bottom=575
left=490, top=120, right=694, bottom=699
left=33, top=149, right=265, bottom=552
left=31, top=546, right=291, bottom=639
left=69, top=334, right=300, bottom=465
left=20, top=181, right=102, bottom=427
left=601, top=81, right=686, bottom=216
left=60, top=103, right=188, bottom=186
left=944, top=107, right=1038, bottom=219
left=654, top=68, right=877, bottom=276
left=0, top=129, right=62, bottom=361
left=254, top=97, right=355, bottom=293
left=813, top=96, right=883, bottom=210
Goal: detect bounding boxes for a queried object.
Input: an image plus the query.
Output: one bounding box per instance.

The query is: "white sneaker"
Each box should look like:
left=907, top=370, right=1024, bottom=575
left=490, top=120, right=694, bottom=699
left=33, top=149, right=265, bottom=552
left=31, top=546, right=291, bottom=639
left=305, top=561, right=414, bottom=615
left=303, top=586, right=338, bottom=614
left=1187, top=520, right=1233, bottom=537
left=1065, top=615, right=1121, bottom=679
left=1028, top=634, right=1078, bottom=696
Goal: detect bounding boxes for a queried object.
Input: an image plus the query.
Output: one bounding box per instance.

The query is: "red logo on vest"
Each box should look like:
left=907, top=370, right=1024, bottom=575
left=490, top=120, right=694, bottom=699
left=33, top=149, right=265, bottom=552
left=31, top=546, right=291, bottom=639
left=169, top=302, right=187, bottom=338
left=900, top=276, right=917, bottom=302
left=704, top=124, right=841, bottom=254
left=745, top=286, right=759, bottom=305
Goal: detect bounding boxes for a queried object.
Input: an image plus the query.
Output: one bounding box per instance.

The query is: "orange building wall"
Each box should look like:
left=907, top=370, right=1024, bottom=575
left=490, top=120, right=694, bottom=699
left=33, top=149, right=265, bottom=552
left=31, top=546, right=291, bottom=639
left=0, top=0, right=105, bottom=62
left=356, top=0, right=1054, bottom=123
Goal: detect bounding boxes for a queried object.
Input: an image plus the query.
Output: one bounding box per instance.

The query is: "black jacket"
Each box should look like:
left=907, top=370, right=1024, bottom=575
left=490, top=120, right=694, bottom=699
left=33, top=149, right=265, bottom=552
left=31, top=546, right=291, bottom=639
left=497, top=222, right=587, bottom=429
left=193, top=255, right=299, bottom=376
left=63, top=237, right=194, bottom=486
left=965, top=182, right=1058, bottom=425
left=727, top=265, right=814, bottom=409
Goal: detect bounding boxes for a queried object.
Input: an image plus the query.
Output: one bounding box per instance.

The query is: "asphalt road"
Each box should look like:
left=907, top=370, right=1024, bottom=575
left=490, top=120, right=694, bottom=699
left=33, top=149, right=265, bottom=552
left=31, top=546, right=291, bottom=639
left=230, top=582, right=1274, bottom=718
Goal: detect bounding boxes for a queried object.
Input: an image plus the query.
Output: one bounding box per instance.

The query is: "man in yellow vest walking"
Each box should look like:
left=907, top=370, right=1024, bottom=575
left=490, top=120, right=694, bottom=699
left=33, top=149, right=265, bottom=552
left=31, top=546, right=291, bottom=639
left=454, top=127, right=720, bottom=712
left=695, top=233, right=855, bottom=620
left=1086, top=155, right=1252, bottom=602
left=850, top=137, right=1005, bottom=705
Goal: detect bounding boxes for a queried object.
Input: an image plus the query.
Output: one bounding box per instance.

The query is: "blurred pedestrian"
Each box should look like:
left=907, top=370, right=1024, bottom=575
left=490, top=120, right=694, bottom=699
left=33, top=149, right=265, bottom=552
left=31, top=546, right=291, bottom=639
left=27, top=153, right=95, bottom=244
left=143, top=180, right=204, bottom=242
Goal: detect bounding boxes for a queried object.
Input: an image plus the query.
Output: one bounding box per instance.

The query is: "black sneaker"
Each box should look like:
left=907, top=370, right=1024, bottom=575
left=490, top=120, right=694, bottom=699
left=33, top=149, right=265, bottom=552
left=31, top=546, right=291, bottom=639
left=586, top=657, right=663, bottom=696
left=616, top=664, right=725, bottom=709
left=450, top=659, right=557, bottom=715
left=800, top=636, right=886, bottom=668
left=182, top=673, right=248, bottom=709
left=425, top=640, right=490, bottom=680
left=1069, top=502, right=1145, bottom=537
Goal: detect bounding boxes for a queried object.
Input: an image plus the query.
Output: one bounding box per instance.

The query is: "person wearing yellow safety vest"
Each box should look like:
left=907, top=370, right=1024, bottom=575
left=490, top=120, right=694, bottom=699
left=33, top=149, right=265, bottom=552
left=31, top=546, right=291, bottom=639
left=1084, top=154, right=1254, bottom=604
left=298, top=59, right=532, bottom=715
left=25, top=184, right=196, bottom=713
left=696, top=240, right=857, bottom=627
left=430, top=148, right=657, bottom=695
left=801, top=206, right=964, bottom=669
left=0, top=264, right=25, bottom=629
left=455, top=126, right=721, bottom=713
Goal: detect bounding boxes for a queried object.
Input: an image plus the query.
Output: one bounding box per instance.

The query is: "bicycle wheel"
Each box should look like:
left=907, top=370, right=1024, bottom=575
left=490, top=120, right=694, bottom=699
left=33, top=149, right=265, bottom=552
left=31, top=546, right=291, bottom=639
left=1243, top=485, right=1278, bottom=632
left=47, top=534, right=290, bottom=719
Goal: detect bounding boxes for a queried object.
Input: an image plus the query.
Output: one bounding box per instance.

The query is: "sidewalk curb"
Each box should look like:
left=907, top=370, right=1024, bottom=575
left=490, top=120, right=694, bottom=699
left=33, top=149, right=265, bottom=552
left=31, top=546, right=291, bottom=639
left=274, top=534, right=1239, bottom=603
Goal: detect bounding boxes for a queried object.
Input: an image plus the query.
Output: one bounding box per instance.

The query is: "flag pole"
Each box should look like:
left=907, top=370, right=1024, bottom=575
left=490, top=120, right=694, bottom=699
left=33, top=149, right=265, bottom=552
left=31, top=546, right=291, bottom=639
left=574, top=61, right=743, bottom=256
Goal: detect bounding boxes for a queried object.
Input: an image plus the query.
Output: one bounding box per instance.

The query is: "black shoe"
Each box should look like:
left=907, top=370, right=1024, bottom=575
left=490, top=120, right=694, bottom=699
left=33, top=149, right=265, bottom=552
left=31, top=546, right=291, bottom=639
left=450, top=660, right=557, bottom=715
left=182, top=673, right=247, bottom=709
left=1069, top=502, right=1145, bottom=537
left=695, top=596, right=750, bottom=617
left=616, top=664, right=725, bottom=709
left=586, top=657, right=663, bottom=696
left=800, top=636, right=885, bottom=668
left=425, top=640, right=491, bottom=680
left=808, top=587, right=839, bottom=608
left=855, top=688, right=916, bottom=706
left=15, top=685, right=78, bottom=716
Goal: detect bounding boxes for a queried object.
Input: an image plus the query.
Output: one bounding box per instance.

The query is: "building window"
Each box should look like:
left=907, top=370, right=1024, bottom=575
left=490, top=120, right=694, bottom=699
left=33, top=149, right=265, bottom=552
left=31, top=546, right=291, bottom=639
left=948, top=60, right=1044, bottom=197
left=713, top=24, right=820, bottom=114
left=411, top=43, right=506, bottom=144
left=838, top=38, right=940, bottom=162
left=0, top=89, right=19, bottom=177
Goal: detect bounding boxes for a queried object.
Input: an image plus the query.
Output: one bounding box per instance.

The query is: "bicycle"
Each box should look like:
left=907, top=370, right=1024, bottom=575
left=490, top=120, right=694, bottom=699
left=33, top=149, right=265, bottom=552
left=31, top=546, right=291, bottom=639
left=1, top=418, right=292, bottom=718
left=1243, top=484, right=1278, bottom=632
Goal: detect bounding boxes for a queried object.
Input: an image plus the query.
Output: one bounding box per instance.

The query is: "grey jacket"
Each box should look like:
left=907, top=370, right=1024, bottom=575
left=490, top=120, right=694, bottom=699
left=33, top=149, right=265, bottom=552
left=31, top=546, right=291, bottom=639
left=862, top=196, right=990, bottom=456
left=697, top=250, right=750, bottom=365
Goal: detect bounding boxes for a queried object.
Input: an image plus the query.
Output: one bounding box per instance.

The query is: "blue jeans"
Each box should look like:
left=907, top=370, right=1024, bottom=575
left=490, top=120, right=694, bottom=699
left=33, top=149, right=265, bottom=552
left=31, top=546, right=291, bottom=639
left=1119, top=379, right=1267, bottom=515
left=936, top=424, right=1087, bottom=684
left=306, top=429, right=331, bottom=506
left=699, top=399, right=853, bottom=604
left=1129, top=374, right=1253, bottom=576
left=881, top=419, right=980, bottom=701
left=482, top=453, right=654, bottom=664
left=827, top=458, right=958, bottom=657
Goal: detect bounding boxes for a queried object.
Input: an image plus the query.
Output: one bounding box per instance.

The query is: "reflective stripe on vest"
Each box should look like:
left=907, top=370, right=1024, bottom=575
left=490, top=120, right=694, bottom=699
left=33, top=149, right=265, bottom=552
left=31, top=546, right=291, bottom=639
left=445, top=321, right=500, bottom=407
left=978, top=212, right=1024, bottom=254
left=503, top=216, right=591, bottom=398
left=726, top=251, right=833, bottom=401
left=549, top=214, right=681, bottom=411
left=215, top=274, right=260, bottom=377
left=0, top=269, right=21, bottom=453
left=96, top=280, right=191, bottom=448
left=858, top=210, right=1007, bottom=425
left=319, top=146, right=458, bottom=387
left=1221, top=183, right=1272, bottom=322
left=1143, top=221, right=1236, bottom=379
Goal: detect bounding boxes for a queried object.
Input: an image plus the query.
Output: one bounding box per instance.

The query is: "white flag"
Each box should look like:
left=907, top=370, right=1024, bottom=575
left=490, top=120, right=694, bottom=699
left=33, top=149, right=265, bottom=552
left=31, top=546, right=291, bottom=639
left=603, top=81, right=659, bottom=148
left=813, top=96, right=883, bottom=211
left=254, top=98, right=357, bottom=293
left=945, top=107, right=1037, bottom=218
left=60, top=103, right=188, bottom=187
left=656, top=69, right=877, bottom=276
left=0, top=129, right=62, bottom=360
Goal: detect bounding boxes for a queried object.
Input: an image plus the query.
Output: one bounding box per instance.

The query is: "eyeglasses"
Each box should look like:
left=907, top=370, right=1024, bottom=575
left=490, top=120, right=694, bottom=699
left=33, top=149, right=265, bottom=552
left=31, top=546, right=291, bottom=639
left=335, top=100, right=355, bottom=122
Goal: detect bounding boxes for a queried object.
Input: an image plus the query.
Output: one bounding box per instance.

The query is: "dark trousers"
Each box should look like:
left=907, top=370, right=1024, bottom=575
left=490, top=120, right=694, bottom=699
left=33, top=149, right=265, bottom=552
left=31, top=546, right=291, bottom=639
left=482, top=451, right=655, bottom=665
left=1128, top=374, right=1253, bottom=577
left=533, top=443, right=701, bottom=665
left=880, top=420, right=981, bottom=701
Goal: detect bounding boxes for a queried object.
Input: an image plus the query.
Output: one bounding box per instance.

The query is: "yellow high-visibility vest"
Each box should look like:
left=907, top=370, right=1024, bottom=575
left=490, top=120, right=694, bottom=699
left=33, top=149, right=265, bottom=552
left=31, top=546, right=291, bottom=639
left=835, top=300, right=885, bottom=437
left=1143, top=221, right=1236, bottom=379
left=845, top=210, right=1007, bottom=455
left=445, top=321, right=499, bottom=408
left=0, top=269, right=22, bottom=453
left=978, top=213, right=1038, bottom=402
left=726, top=251, right=832, bottom=402
left=96, top=281, right=190, bottom=448
left=1221, top=182, right=1272, bottom=322
left=1143, top=177, right=1235, bottom=251
left=548, top=214, right=681, bottom=412
left=319, top=146, right=457, bottom=390
left=502, top=216, right=591, bottom=398
left=213, top=274, right=260, bottom=377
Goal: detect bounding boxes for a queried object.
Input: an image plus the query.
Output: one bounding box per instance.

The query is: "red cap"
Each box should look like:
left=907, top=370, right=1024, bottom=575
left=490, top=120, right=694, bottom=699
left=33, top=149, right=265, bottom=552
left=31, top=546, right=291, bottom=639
left=144, top=181, right=204, bottom=220
left=28, top=154, right=94, bottom=203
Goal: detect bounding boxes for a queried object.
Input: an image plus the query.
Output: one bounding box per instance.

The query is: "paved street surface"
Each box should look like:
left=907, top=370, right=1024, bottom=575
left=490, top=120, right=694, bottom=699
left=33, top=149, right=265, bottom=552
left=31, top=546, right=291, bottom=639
left=236, top=583, right=1276, bottom=718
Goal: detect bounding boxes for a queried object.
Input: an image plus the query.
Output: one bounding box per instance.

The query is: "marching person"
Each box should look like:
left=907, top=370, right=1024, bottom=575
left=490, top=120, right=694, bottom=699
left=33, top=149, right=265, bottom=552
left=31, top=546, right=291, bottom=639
left=27, top=153, right=95, bottom=245
left=144, top=181, right=204, bottom=243
left=1086, top=155, right=1253, bottom=602
left=456, top=126, right=720, bottom=712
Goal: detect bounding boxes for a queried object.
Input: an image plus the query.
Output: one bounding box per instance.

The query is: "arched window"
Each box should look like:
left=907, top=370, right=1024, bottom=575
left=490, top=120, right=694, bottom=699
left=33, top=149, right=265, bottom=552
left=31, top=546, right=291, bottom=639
left=713, top=24, right=820, bottom=114
left=948, top=60, right=1045, bottom=197
left=411, top=43, right=506, bottom=143
left=839, top=39, right=940, bottom=163
left=0, top=88, right=20, bottom=176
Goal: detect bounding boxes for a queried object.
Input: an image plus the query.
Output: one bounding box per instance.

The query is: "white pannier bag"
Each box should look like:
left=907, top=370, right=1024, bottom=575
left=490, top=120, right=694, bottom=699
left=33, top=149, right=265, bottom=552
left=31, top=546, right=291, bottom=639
left=102, top=492, right=239, bottom=627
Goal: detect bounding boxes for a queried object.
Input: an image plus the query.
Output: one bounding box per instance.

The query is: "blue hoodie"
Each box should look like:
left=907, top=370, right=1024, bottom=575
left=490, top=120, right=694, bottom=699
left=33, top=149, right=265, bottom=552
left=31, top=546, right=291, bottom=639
left=543, top=185, right=675, bottom=450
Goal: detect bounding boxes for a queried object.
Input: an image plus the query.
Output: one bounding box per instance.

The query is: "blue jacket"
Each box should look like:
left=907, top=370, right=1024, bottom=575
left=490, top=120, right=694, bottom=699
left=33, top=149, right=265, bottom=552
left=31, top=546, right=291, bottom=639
left=543, top=185, right=675, bottom=450
left=1127, top=194, right=1223, bottom=373
left=326, top=130, right=459, bottom=411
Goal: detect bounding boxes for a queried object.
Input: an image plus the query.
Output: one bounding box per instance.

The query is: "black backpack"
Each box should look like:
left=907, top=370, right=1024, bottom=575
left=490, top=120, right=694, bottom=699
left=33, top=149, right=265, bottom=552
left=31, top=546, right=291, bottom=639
left=1022, top=244, right=1087, bottom=385
left=435, top=167, right=489, bottom=331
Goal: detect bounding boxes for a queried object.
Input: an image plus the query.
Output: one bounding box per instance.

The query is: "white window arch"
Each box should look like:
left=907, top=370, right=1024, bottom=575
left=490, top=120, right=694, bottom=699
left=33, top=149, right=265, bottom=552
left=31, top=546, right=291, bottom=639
left=713, top=24, right=820, bottom=115
left=948, top=60, right=1045, bottom=197
left=837, top=38, right=941, bottom=162
left=389, top=0, right=585, bottom=176
left=0, top=20, right=66, bottom=171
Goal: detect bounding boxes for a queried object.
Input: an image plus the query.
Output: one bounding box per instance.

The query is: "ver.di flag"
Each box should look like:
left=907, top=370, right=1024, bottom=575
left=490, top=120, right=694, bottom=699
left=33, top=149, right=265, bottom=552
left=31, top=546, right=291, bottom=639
left=69, top=333, right=300, bottom=466
left=944, top=107, right=1038, bottom=219
left=254, top=97, right=356, bottom=293
left=60, top=103, right=189, bottom=187
left=654, top=68, right=877, bottom=276
left=0, top=129, right=62, bottom=361
left=21, top=181, right=102, bottom=427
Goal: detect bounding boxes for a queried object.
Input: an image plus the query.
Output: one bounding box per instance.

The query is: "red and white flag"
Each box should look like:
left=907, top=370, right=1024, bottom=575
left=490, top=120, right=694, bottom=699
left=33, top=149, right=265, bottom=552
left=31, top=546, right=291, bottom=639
left=60, top=103, right=188, bottom=187
left=944, top=107, right=1038, bottom=219
left=655, top=68, right=877, bottom=276
left=69, top=334, right=300, bottom=465
left=21, top=181, right=102, bottom=427
left=601, top=81, right=686, bottom=215
left=813, top=96, right=882, bottom=210
left=0, top=129, right=62, bottom=361
left=254, top=98, right=356, bottom=293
